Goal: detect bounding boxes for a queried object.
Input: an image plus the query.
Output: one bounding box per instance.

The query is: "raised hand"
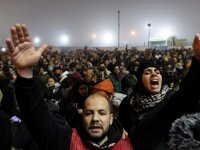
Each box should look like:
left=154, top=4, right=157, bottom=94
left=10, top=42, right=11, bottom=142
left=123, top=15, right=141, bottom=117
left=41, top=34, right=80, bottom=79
left=193, top=34, right=200, bottom=62
left=6, top=24, right=48, bottom=78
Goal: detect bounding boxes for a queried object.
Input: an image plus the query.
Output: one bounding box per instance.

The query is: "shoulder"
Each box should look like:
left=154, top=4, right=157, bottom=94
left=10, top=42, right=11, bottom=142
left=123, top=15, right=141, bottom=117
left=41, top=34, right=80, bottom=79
left=112, top=135, right=133, bottom=150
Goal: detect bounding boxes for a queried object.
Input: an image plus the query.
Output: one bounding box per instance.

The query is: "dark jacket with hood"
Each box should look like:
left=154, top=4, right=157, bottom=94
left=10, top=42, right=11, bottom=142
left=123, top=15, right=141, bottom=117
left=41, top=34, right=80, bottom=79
left=118, top=57, right=200, bottom=150
left=14, top=75, right=133, bottom=150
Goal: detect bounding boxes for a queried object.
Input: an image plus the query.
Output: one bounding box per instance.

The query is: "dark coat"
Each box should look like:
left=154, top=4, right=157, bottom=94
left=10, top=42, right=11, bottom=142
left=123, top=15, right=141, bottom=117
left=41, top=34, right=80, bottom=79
left=0, top=109, right=12, bottom=150
left=118, top=57, right=200, bottom=150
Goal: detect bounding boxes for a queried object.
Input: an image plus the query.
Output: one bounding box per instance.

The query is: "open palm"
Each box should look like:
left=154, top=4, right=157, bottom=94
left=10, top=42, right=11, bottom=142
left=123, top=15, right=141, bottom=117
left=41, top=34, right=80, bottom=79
left=6, top=24, right=47, bottom=74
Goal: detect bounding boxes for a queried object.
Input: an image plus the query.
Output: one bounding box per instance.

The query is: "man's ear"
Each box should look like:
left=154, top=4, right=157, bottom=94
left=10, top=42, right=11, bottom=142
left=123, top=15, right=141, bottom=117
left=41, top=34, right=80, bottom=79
left=110, top=113, right=114, bottom=125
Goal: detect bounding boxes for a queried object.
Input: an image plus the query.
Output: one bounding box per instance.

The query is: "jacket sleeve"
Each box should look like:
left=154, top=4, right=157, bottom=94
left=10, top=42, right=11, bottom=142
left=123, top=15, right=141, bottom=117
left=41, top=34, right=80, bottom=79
left=117, top=96, right=138, bottom=134
left=0, top=109, right=12, bottom=150
left=168, top=56, right=200, bottom=116
left=15, top=76, right=72, bottom=150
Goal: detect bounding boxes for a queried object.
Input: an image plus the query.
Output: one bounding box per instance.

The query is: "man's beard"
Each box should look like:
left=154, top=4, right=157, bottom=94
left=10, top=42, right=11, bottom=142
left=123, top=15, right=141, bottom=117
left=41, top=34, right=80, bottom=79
left=87, top=131, right=108, bottom=144
left=84, top=124, right=110, bottom=144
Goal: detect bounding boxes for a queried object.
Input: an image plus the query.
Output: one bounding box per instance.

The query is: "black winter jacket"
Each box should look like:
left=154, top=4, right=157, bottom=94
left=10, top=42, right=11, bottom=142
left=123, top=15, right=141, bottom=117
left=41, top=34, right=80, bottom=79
left=118, top=57, right=200, bottom=150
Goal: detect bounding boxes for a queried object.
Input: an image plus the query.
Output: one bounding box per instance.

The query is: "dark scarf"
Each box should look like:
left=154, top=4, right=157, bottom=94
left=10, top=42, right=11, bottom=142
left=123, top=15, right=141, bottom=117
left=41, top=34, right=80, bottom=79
left=130, top=84, right=170, bottom=120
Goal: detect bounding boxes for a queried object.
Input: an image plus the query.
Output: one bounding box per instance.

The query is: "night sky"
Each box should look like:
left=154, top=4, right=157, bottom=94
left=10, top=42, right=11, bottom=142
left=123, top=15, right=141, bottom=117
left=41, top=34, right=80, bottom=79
left=0, top=0, right=200, bottom=47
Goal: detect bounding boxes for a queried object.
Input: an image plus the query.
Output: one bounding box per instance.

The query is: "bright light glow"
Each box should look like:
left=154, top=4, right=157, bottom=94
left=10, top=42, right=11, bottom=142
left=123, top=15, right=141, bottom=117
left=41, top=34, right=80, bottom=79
left=130, top=30, right=136, bottom=36
left=34, top=37, right=41, bottom=44
left=1, top=47, right=6, bottom=52
left=60, top=35, right=69, bottom=44
left=158, top=26, right=174, bottom=39
left=92, top=33, right=97, bottom=39
left=102, top=33, right=114, bottom=44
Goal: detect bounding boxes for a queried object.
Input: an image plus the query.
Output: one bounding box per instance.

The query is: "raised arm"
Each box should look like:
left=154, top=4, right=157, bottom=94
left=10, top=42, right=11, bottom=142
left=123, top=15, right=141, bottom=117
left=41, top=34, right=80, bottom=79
left=6, top=24, right=72, bottom=150
left=6, top=24, right=47, bottom=78
left=167, top=34, right=200, bottom=113
left=193, top=34, right=200, bottom=61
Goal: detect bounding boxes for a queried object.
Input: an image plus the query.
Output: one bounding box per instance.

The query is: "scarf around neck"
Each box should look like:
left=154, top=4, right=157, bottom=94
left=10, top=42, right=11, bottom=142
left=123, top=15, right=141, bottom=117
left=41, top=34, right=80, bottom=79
left=130, top=84, right=170, bottom=120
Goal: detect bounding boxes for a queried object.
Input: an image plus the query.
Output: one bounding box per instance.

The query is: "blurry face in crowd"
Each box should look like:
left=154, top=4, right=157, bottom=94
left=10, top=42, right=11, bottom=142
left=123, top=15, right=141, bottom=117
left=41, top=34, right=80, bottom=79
left=167, top=64, right=173, bottom=72
left=48, top=65, right=54, bottom=72
left=7, top=60, right=12, bottom=65
left=84, top=69, right=95, bottom=83
left=113, top=66, right=120, bottom=75
left=39, top=68, right=45, bottom=75
left=104, top=60, right=109, bottom=66
left=11, top=73, right=17, bottom=82
left=9, top=67, right=15, bottom=75
left=82, top=94, right=113, bottom=144
left=99, top=64, right=105, bottom=71
left=142, top=67, right=162, bottom=94
left=54, top=69, right=62, bottom=75
left=78, top=84, right=89, bottom=97
left=0, top=70, right=5, bottom=80
left=132, top=62, right=139, bottom=73
left=47, top=78, right=55, bottom=87
left=111, top=58, right=116, bottom=64
left=144, top=50, right=152, bottom=59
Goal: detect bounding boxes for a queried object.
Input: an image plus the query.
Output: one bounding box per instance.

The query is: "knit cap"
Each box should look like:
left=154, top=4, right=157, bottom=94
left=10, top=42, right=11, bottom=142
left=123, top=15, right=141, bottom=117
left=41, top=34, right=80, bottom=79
left=92, top=79, right=114, bottom=100
left=136, top=59, right=159, bottom=81
left=71, top=72, right=82, bottom=81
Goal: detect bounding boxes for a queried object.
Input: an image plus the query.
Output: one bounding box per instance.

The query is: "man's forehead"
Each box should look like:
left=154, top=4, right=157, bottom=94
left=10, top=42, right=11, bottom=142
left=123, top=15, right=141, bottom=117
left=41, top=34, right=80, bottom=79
left=84, top=94, right=109, bottom=109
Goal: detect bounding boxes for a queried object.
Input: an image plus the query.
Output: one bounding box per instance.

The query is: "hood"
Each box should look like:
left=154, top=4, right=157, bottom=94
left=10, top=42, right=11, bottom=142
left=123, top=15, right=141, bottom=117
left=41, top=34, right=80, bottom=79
left=102, top=119, right=123, bottom=148
left=77, top=118, right=123, bottom=148
left=168, top=113, right=200, bottom=150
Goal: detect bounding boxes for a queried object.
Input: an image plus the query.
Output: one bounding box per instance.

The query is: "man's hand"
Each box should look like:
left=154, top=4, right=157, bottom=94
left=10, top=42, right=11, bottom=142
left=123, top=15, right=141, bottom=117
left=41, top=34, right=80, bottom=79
left=6, top=24, right=48, bottom=78
left=122, top=128, right=128, bottom=139
left=193, top=34, right=200, bottom=62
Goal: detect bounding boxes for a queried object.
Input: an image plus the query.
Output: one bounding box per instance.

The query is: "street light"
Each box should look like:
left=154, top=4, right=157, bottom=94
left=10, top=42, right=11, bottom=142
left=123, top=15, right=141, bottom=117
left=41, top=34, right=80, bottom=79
left=118, top=10, right=120, bottom=49
left=130, top=30, right=136, bottom=36
left=147, top=23, right=151, bottom=47
left=33, top=37, right=41, bottom=45
left=130, top=30, right=136, bottom=47
left=60, top=35, right=69, bottom=45
left=92, top=33, right=97, bottom=39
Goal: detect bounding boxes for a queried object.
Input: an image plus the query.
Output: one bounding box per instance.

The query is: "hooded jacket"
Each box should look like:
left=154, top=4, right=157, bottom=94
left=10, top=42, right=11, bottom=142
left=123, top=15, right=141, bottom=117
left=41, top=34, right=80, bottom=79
left=70, top=119, right=133, bottom=150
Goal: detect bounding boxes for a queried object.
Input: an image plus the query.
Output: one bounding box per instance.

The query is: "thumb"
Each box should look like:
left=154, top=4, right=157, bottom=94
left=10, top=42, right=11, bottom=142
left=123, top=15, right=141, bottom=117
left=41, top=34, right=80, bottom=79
left=193, top=33, right=200, bottom=50
left=37, top=44, right=48, bottom=55
left=193, top=33, right=200, bottom=61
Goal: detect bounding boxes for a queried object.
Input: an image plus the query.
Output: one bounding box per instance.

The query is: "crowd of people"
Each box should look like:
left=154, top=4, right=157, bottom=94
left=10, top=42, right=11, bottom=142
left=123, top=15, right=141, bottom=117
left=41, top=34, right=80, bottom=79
left=0, top=23, right=199, bottom=150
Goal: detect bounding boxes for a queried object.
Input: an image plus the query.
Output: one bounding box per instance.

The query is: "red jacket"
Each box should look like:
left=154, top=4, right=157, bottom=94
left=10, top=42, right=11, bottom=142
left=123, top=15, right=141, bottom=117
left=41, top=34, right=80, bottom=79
left=70, top=128, right=133, bottom=150
left=15, top=76, right=133, bottom=150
